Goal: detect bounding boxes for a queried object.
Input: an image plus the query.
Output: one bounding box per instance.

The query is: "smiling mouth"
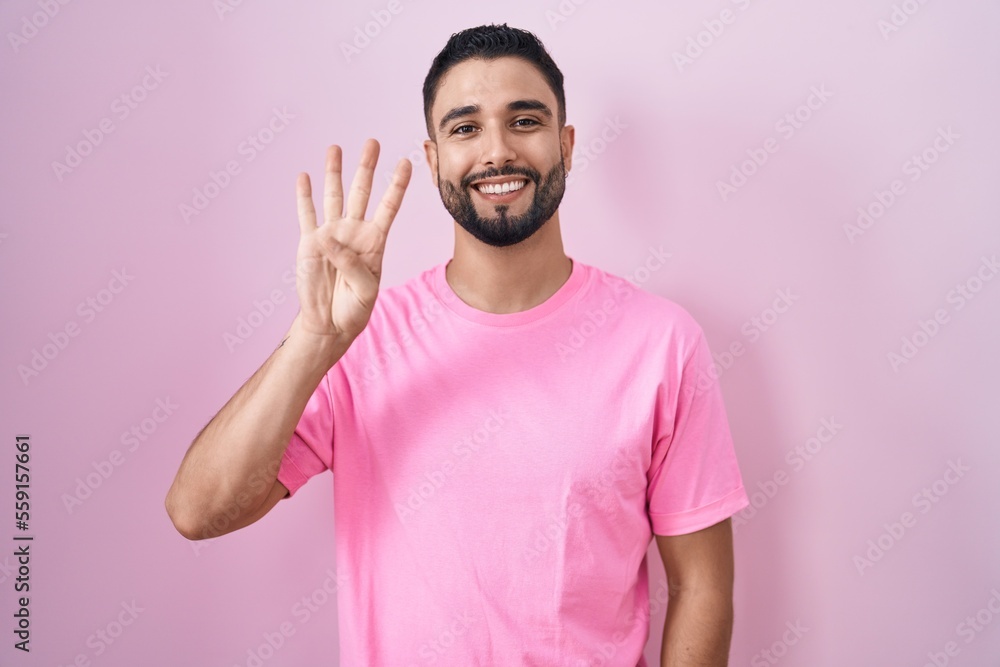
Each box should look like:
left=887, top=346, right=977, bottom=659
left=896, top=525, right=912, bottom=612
left=473, top=179, right=528, bottom=195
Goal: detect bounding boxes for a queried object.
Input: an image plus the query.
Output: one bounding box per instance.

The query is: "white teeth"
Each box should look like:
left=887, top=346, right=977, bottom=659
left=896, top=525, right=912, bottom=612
left=476, top=180, right=525, bottom=195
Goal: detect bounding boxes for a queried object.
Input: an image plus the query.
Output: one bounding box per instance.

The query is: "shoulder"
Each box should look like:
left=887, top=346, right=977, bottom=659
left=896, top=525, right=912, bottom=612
left=579, top=260, right=707, bottom=347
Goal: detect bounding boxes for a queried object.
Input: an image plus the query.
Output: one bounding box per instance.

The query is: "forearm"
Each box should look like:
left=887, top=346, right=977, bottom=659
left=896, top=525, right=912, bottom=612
left=165, top=312, right=350, bottom=536
left=660, top=587, right=734, bottom=666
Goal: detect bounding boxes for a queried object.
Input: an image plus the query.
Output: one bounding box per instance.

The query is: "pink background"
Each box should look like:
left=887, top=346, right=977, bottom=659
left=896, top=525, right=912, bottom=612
left=3, top=1, right=999, bottom=665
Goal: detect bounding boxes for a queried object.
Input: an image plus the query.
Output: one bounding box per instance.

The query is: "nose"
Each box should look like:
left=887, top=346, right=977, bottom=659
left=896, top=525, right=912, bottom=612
left=480, top=122, right=517, bottom=168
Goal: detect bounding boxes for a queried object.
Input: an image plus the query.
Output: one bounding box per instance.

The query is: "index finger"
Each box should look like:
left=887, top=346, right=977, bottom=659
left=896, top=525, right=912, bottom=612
left=296, top=172, right=317, bottom=234
left=371, top=157, right=412, bottom=235
left=345, top=138, right=379, bottom=221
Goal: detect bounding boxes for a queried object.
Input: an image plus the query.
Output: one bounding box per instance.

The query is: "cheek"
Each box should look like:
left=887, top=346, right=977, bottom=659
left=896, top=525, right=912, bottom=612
left=441, top=165, right=470, bottom=190
left=522, top=146, right=555, bottom=171
left=439, top=145, right=478, bottom=176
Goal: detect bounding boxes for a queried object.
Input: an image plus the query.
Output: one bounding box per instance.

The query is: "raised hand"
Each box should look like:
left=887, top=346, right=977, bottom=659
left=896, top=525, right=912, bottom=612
left=294, top=139, right=412, bottom=342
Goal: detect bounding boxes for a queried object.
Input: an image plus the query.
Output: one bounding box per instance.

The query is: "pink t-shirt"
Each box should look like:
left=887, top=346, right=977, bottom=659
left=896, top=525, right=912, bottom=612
left=277, top=256, right=749, bottom=666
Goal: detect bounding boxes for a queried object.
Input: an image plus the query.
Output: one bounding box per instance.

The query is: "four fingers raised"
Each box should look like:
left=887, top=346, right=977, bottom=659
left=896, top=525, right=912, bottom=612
left=300, top=139, right=411, bottom=240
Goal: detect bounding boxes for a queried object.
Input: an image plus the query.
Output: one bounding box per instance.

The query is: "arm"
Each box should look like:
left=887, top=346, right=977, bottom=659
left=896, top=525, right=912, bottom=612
left=655, top=517, right=736, bottom=667
left=164, top=140, right=411, bottom=540
left=164, top=317, right=349, bottom=540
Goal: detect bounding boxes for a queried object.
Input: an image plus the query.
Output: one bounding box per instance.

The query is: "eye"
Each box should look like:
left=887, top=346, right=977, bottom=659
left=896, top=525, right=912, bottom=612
left=514, top=118, right=539, bottom=128
left=453, top=124, right=477, bottom=135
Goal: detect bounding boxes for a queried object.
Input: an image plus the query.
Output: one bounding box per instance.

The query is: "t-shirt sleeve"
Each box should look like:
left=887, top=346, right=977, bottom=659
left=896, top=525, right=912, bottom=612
left=277, top=372, right=334, bottom=497
left=647, top=328, right=750, bottom=536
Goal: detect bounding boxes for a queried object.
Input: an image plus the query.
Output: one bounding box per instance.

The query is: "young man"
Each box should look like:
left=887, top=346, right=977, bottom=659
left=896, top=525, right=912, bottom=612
left=166, top=23, right=750, bottom=666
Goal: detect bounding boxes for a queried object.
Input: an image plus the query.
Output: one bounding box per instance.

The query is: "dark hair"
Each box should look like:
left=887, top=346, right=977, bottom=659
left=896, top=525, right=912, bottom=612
left=422, top=23, right=566, bottom=139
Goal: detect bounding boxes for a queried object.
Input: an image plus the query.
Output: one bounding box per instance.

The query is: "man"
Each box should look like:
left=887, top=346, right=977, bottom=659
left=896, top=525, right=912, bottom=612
left=165, top=23, right=750, bottom=666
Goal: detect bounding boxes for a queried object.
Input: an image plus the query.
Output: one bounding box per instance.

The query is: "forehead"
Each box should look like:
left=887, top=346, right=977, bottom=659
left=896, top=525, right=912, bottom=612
left=432, top=56, right=554, bottom=119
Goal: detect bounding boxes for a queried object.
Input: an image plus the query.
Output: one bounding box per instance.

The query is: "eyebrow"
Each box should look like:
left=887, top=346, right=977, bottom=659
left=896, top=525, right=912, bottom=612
left=437, top=99, right=553, bottom=133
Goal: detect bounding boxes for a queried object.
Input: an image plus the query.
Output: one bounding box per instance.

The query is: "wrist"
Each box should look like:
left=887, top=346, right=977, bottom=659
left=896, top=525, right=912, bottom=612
left=285, top=313, right=354, bottom=369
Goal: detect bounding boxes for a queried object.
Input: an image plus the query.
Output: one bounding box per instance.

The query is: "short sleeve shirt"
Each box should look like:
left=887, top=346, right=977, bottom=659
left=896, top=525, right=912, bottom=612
left=278, top=257, right=750, bottom=666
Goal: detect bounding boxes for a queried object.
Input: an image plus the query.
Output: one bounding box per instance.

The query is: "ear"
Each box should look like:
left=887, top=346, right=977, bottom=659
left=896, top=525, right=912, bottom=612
left=560, top=124, right=575, bottom=175
left=423, top=139, right=439, bottom=187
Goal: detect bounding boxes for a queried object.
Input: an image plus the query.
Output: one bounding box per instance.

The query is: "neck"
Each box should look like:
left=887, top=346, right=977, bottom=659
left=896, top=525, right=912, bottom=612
left=446, top=213, right=572, bottom=314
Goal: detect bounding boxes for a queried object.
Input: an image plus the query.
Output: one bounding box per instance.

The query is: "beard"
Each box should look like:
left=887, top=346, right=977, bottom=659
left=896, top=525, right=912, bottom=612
left=437, top=155, right=567, bottom=248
